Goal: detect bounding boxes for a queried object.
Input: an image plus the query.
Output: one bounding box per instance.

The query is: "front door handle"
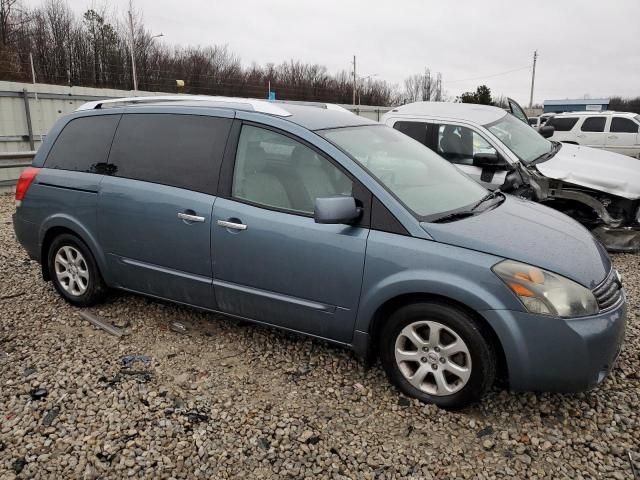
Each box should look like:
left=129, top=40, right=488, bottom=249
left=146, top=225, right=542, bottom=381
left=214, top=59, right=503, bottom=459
left=217, top=220, right=247, bottom=230
left=608, top=135, right=618, bottom=139
left=178, top=212, right=205, bottom=223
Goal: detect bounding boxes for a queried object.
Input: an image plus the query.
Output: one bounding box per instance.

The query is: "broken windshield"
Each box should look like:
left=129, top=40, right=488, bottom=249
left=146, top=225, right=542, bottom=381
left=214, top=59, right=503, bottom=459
left=485, top=113, right=553, bottom=164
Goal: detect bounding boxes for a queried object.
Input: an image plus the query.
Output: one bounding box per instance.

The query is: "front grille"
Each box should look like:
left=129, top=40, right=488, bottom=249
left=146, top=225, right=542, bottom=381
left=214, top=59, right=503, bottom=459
left=593, top=269, right=623, bottom=311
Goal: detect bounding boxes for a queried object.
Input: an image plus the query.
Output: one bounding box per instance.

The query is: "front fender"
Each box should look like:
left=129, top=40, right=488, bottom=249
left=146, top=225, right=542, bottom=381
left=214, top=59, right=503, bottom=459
left=354, top=231, right=524, bottom=335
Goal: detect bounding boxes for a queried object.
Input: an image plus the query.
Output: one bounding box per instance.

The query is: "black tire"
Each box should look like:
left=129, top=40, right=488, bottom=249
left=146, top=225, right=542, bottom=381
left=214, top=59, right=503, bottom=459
left=47, top=233, right=107, bottom=307
left=379, top=302, right=496, bottom=410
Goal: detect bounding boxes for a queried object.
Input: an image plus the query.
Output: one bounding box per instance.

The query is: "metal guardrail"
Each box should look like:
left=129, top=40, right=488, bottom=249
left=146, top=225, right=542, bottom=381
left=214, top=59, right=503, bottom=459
left=0, top=151, right=36, bottom=161
left=0, top=151, right=36, bottom=188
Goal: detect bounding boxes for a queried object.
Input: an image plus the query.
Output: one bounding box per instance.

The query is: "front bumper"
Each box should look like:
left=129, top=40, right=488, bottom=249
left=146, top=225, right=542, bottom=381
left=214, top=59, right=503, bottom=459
left=481, top=294, right=627, bottom=393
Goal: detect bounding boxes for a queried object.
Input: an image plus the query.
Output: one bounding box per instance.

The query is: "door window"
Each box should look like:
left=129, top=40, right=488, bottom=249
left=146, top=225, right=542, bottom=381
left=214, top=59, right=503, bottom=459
left=581, top=117, right=606, bottom=132
left=507, top=98, right=529, bottom=124
left=610, top=117, right=640, bottom=133
left=45, top=115, right=120, bottom=172
left=108, top=114, right=232, bottom=194
left=232, top=125, right=353, bottom=215
left=437, top=124, right=497, bottom=165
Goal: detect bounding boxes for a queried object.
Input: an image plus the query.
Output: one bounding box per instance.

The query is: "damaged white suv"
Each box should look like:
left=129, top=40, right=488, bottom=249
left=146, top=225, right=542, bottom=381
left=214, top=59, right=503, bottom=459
left=382, top=99, right=640, bottom=252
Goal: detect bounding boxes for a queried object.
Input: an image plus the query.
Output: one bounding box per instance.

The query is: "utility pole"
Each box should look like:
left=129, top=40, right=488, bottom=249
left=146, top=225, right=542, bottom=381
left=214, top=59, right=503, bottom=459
left=29, top=52, right=38, bottom=101
left=529, top=50, right=538, bottom=109
left=352, top=55, right=356, bottom=106
left=128, top=6, right=138, bottom=93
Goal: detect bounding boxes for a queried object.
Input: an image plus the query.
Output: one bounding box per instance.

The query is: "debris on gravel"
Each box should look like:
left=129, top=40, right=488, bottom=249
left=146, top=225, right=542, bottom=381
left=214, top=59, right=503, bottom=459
left=0, top=193, right=638, bottom=478
left=78, top=310, right=127, bottom=337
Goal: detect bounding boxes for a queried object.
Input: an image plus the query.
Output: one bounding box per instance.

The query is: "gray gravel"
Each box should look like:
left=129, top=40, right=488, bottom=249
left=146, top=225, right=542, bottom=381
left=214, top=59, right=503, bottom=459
left=1, top=193, right=639, bottom=479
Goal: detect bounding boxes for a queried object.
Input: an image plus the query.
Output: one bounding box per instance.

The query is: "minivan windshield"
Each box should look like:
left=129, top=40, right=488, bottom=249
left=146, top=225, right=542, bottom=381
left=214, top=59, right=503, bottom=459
left=485, top=113, right=552, bottom=164
left=319, top=125, right=488, bottom=219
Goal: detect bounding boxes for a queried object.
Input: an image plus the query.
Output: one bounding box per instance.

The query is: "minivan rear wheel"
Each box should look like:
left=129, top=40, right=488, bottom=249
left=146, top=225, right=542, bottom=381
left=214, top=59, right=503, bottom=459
left=47, top=234, right=107, bottom=307
left=379, top=302, right=496, bottom=409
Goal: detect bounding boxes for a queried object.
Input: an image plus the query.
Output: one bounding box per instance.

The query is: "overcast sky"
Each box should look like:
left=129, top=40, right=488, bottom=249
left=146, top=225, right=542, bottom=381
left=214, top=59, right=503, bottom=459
left=25, top=0, right=640, bottom=104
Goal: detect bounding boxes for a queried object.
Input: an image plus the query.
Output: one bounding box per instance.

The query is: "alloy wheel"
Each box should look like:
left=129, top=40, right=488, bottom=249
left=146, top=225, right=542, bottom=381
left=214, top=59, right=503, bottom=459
left=54, top=245, right=89, bottom=296
left=394, top=320, right=472, bottom=396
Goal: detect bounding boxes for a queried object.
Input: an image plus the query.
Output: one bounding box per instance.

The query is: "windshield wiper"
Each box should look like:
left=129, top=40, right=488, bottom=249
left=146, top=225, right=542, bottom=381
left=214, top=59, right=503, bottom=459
left=430, top=210, right=477, bottom=223
left=469, top=189, right=503, bottom=212
left=429, top=190, right=504, bottom=223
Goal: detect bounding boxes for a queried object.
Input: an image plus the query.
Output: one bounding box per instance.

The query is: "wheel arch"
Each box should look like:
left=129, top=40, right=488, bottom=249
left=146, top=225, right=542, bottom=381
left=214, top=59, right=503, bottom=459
left=366, top=292, right=509, bottom=385
left=39, top=216, right=108, bottom=283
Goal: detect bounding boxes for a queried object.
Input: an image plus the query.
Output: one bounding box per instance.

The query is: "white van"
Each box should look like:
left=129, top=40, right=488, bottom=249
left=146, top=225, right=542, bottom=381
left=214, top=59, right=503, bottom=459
left=546, top=111, right=640, bottom=159
left=381, top=99, right=640, bottom=252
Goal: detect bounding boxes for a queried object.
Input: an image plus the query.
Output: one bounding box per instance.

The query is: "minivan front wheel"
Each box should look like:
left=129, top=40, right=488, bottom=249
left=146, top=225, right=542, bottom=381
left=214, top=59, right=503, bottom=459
left=380, top=302, right=496, bottom=409
left=48, top=234, right=107, bottom=307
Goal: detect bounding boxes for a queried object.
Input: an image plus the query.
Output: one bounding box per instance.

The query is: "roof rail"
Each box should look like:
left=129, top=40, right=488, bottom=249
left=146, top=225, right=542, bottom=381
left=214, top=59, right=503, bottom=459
left=76, top=95, right=292, bottom=116
left=555, top=110, right=626, bottom=116
left=272, top=99, right=352, bottom=113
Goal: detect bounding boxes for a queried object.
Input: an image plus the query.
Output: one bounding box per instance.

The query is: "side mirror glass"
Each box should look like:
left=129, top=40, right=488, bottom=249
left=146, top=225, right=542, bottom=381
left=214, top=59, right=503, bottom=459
left=314, top=196, right=361, bottom=225
left=473, top=152, right=504, bottom=168
left=539, top=125, right=555, bottom=139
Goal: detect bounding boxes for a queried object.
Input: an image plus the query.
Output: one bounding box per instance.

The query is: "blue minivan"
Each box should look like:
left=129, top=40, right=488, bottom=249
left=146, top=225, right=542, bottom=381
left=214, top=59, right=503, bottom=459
left=13, top=96, right=626, bottom=408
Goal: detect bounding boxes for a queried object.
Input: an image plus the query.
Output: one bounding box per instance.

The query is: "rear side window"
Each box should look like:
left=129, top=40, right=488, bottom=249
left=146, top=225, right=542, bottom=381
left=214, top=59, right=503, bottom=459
left=610, top=117, right=640, bottom=133
left=581, top=117, right=606, bottom=132
left=393, top=121, right=428, bottom=145
left=546, top=117, right=578, bottom=131
left=45, top=115, right=120, bottom=172
left=108, top=114, right=232, bottom=194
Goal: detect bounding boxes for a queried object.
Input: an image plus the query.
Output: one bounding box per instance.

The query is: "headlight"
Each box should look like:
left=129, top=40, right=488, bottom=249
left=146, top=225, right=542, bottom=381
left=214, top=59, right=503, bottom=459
left=493, top=260, right=598, bottom=318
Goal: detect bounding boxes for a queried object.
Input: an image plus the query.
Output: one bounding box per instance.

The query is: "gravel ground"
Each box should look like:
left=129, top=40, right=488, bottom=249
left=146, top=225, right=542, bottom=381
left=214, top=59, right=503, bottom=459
left=0, top=193, right=639, bottom=480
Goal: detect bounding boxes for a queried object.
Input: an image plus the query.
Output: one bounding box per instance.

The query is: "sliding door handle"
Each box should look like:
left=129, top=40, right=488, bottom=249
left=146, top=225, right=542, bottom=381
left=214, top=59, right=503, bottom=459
left=178, top=212, right=205, bottom=223
left=217, top=220, right=247, bottom=230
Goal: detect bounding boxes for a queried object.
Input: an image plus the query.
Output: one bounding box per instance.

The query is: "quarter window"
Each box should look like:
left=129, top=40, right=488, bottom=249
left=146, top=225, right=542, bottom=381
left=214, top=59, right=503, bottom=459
left=232, top=125, right=352, bottom=215
left=610, top=117, right=640, bottom=133
left=437, top=124, right=497, bottom=165
left=546, top=117, right=579, bottom=131
left=581, top=117, right=606, bottom=132
left=108, top=114, right=232, bottom=194
left=45, top=115, right=120, bottom=172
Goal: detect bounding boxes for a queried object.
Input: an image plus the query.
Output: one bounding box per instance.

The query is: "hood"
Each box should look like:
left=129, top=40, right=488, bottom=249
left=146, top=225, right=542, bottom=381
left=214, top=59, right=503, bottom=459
left=535, top=143, right=640, bottom=200
left=421, top=195, right=611, bottom=288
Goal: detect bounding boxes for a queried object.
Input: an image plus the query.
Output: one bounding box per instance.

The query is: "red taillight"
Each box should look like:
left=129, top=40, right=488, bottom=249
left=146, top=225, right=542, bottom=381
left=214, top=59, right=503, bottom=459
left=15, top=167, right=40, bottom=206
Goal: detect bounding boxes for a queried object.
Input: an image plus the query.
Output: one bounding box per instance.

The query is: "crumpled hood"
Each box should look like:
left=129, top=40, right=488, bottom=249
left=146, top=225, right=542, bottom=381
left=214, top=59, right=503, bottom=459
left=422, top=195, right=611, bottom=288
left=535, top=143, right=640, bottom=200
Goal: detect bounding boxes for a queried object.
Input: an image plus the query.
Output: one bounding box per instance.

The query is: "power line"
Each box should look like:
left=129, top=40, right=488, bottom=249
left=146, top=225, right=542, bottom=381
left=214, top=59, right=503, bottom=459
left=446, top=66, right=531, bottom=84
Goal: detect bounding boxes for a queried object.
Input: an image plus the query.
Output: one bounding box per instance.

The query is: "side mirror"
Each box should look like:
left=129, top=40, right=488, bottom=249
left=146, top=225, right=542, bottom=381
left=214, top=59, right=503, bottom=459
left=314, top=196, right=361, bottom=224
left=473, top=152, right=503, bottom=168
left=539, top=125, right=555, bottom=139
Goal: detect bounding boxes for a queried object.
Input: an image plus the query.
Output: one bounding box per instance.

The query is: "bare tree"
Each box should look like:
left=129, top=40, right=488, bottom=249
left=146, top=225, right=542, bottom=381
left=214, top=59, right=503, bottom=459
left=0, top=0, right=21, bottom=46
left=398, top=70, right=444, bottom=105
left=0, top=0, right=398, bottom=105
